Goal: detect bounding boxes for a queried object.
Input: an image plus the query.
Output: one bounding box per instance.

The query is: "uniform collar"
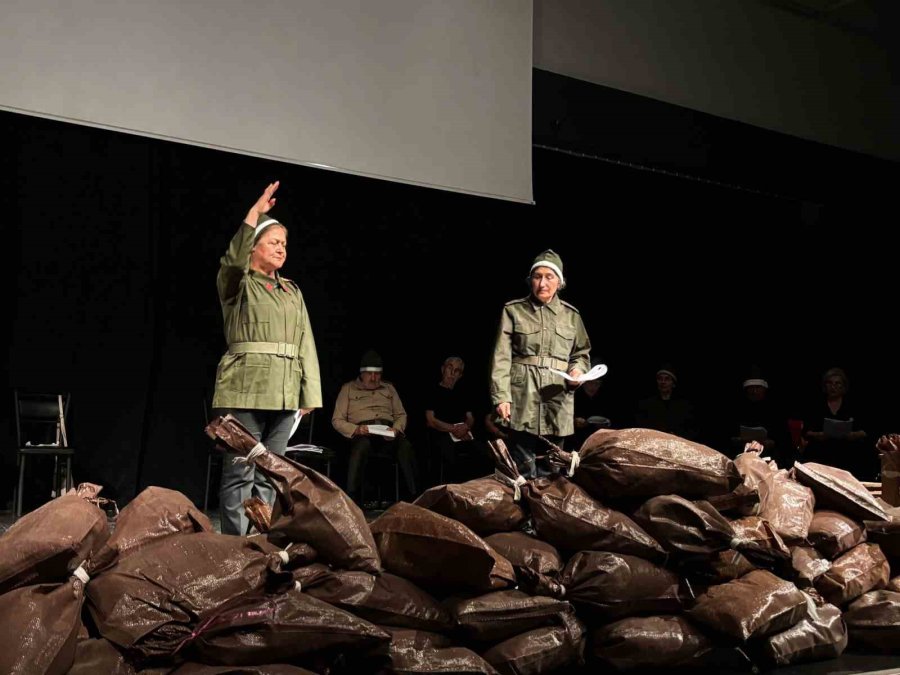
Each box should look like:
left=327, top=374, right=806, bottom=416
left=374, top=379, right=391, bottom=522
left=528, top=293, right=561, bottom=314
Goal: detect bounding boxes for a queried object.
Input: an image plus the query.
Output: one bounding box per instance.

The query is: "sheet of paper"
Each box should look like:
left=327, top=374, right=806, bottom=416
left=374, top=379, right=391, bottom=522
left=289, top=409, right=304, bottom=438
left=368, top=424, right=396, bottom=438
left=548, top=363, right=608, bottom=382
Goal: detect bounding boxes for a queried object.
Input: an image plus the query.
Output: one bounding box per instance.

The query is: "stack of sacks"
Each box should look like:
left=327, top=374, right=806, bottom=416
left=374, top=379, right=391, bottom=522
left=7, top=418, right=898, bottom=673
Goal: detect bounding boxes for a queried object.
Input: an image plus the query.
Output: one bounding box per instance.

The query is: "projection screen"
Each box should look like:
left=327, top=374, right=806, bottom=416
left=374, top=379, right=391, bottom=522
left=1, top=1, right=533, bottom=203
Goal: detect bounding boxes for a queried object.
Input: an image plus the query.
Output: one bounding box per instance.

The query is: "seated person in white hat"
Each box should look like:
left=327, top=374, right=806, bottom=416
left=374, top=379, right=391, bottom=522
left=634, top=364, right=696, bottom=440
left=332, top=349, right=417, bottom=504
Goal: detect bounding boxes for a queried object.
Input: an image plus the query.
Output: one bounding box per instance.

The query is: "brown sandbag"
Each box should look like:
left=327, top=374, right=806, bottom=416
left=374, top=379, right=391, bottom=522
left=687, top=569, right=808, bottom=641
left=172, top=664, right=316, bottom=674
left=794, top=461, right=889, bottom=522
left=843, top=589, right=900, bottom=653
left=757, top=592, right=847, bottom=666
left=70, top=638, right=177, bottom=675
left=480, top=612, right=585, bottom=675
left=705, top=483, right=761, bottom=517
left=790, top=545, right=832, bottom=588
left=876, top=434, right=900, bottom=506
left=632, top=495, right=734, bottom=558
left=0, top=491, right=108, bottom=593
left=560, top=551, right=683, bottom=621
left=302, top=569, right=453, bottom=633
left=758, top=470, right=816, bottom=541
left=730, top=516, right=791, bottom=566
left=814, top=542, right=890, bottom=605
left=88, top=486, right=213, bottom=575
left=0, top=574, right=87, bottom=675
left=889, top=575, right=900, bottom=592
left=413, top=477, right=526, bottom=535
left=734, top=450, right=778, bottom=489
left=525, top=476, right=665, bottom=562
left=244, top=496, right=273, bottom=533
left=483, top=532, right=563, bottom=597
left=449, top=590, right=575, bottom=644
left=550, top=428, right=741, bottom=500
left=687, top=548, right=757, bottom=584
left=592, top=614, right=714, bottom=670
left=807, top=510, right=867, bottom=559
left=86, top=532, right=293, bottom=659
left=385, top=629, right=498, bottom=675
left=186, top=589, right=391, bottom=669
left=206, top=414, right=381, bottom=574
left=369, top=502, right=515, bottom=594
left=864, top=519, right=900, bottom=566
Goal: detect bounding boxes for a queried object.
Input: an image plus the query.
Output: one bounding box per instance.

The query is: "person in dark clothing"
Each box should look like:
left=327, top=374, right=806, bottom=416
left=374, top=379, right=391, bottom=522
left=634, top=364, right=696, bottom=440
left=728, top=367, right=790, bottom=464
left=424, top=356, right=481, bottom=484
left=802, top=367, right=877, bottom=480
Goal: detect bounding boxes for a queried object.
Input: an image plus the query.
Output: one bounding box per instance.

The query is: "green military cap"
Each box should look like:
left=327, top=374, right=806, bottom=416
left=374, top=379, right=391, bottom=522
left=530, top=249, right=565, bottom=288
left=253, top=212, right=285, bottom=242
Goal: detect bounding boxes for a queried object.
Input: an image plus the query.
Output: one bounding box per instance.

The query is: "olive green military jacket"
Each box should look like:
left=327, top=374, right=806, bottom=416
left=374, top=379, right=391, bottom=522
left=490, top=294, right=591, bottom=437
left=212, top=223, right=322, bottom=411
left=331, top=379, right=408, bottom=439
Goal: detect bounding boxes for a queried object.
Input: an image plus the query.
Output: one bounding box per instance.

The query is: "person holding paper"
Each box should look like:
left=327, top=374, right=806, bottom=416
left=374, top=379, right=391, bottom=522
left=425, top=356, right=482, bottom=484
left=212, top=181, right=322, bottom=535
left=802, top=367, right=875, bottom=479
left=332, top=349, right=417, bottom=503
left=490, top=249, right=591, bottom=478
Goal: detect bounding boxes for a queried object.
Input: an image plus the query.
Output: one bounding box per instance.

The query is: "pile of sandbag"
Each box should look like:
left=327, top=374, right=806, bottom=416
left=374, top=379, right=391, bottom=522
left=3, top=418, right=898, bottom=674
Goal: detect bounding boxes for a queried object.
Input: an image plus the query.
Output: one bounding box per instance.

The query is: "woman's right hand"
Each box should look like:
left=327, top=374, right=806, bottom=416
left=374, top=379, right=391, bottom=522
left=496, top=401, right=511, bottom=421
left=245, top=181, right=279, bottom=224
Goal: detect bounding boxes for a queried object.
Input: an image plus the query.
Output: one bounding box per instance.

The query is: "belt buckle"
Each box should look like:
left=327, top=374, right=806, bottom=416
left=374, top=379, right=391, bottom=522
left=276, top=343, right=288, bottom=357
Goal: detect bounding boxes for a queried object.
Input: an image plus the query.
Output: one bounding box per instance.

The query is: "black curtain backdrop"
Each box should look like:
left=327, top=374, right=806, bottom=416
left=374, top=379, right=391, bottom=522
left=4, top=69, right=897, bottom=506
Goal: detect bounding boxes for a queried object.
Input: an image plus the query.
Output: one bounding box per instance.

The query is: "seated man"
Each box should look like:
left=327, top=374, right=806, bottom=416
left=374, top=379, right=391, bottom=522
left=424, top=356, right=479, bottom=484
left=332, top=349, right=417, bottom=504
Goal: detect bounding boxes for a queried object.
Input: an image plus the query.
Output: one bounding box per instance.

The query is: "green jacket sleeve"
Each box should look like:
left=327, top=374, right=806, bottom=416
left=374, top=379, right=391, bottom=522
left=569, top=312, right=592, bottom=374
left=490, top=306, right=514, bottom=406
left=217, top=222, right=255, bottom=306
left=297, top=297, right=322, bottom=409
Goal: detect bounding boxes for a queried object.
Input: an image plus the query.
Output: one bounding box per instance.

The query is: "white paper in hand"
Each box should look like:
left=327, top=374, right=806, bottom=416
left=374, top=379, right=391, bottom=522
left=368, top=424, right=396, bottom=438
left=548, top=363, right=608, bottom=383
left=289, top=409, right=304, bottom=439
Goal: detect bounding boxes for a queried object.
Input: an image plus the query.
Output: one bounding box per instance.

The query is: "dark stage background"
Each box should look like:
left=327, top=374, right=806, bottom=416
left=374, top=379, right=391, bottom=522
left=4, top=69, right=897, bottom=507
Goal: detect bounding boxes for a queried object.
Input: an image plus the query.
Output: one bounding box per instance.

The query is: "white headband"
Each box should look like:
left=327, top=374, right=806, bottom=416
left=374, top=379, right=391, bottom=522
left=530, top=260, right=564, bottom=284
left=254, top=218, right=281, bottom=240
left=743, top=378, right=768, bottom=388
left=360, top=366, right=383, bottom=372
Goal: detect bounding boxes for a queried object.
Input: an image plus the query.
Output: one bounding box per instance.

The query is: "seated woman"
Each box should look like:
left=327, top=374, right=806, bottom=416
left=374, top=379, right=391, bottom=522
left=802, top=367, right=877, bottom=480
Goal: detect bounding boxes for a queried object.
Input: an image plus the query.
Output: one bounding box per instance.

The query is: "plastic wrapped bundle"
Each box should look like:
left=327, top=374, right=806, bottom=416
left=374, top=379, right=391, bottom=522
left=889, top=576, right=900, bottom=592
left=592, top=615, right=714, bottom=670
left=302, top=569, right=453, bottom=634
left=86, top=532, right=293, bottom=659
left=814, top=542, right=890, bottom=606
left=793, top=462, right=889, bottom=522
left=688, top=569, right=808, bottom=641
left=0, top=567, right=89, bottom=675
left=524, top=476, right=666, bottom=562
left=734, top=450, right=778, bottom=489
left=186, top=588, right=391, bottom=669
left=171, top=664, right=316, bottom=674
left=560, top=551, right=684, bottom=621
left=449, top=590, right=575, bottom=644
left=687, top=548, right=757, bottom=584
left=550, top=428, right=741, bottom=500
left=385, top=629, right=498, bottom=675
left=864, top=519, right=900, bottom=567
left=88, top=486, right=212, bottom=575
left=633, top=495, right=734, bottom=559
left=756, top=592, right=847, bottom=666
left=206, top=414, right=381, bottom=574
left=843, top=590, right=900, bottom=653
left=807, top=510, right=867, bottom=559
left=484, top=532, right=564, bottom=597
left=413, top=477, right=526, bottom=535
left=369, top=502, right=515, bottom=594
left=480, top=612, right=585, bottom=675
left=757, top=470, right=815, bottom=541
left=730, top=516, right=791, bottom=567
left=0, top=491, right=109, bottom=593
left=790, top=546, right=832, bottom=588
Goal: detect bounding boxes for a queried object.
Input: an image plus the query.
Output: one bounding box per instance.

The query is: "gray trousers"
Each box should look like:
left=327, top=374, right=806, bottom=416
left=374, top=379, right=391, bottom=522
left=217, top=408, right=294, bottom=536
left=507, top=429, right=564, bottom=479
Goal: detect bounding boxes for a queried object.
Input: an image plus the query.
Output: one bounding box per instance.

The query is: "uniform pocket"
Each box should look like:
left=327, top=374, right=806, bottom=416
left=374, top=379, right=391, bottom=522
left=512, top=320, right=541, bottom=355
left=241, top=353, right=272, bottom=395
left=553, top=323, right=576, bottom=358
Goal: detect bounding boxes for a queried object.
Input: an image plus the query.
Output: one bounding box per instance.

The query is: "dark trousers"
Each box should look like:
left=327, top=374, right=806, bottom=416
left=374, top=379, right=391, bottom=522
left=507, top=429, right=564, bottom=479
left=216, top=408, right=294, bottom=536
left=347, top=434, right=417, bottom=500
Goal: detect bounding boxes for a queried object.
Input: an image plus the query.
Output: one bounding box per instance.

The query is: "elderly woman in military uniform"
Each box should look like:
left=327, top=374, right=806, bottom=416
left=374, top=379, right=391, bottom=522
left=490, top=249, right=592, bottom=478
left=212, top=181, right=322, bottom=535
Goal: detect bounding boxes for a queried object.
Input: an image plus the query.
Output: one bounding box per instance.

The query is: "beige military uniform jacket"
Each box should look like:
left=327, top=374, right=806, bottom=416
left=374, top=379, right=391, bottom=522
left=490, top=294, right=591, bottom=436
left=212, top=223, right=322, bottom=411
left=332, top=379, right=408, bottom=439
